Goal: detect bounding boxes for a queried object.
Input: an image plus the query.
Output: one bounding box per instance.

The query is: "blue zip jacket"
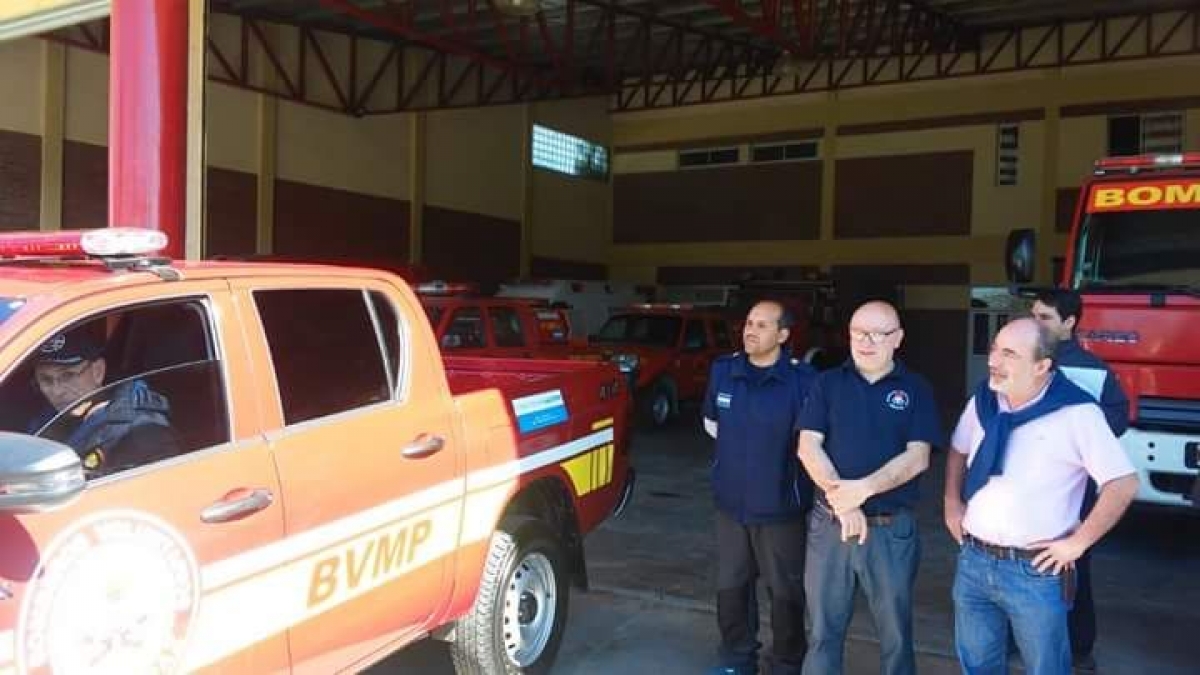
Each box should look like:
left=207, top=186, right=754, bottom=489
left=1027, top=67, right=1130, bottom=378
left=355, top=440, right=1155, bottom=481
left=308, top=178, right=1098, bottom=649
left=702, top=350, right=816, bottom=524
left=1056, top=338, right=1130, bottom=436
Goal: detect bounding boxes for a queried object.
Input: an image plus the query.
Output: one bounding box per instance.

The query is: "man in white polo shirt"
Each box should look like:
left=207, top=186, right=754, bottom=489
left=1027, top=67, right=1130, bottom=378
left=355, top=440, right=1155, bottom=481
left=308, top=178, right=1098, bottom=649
left=943, top=318, right=1138, bottom=675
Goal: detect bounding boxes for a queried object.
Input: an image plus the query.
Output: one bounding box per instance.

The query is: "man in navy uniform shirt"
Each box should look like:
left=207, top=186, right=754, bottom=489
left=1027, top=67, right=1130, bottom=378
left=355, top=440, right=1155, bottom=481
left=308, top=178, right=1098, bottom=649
left=1031, top=288, right=1129, bottom=672
left=702, top=300, right=816, bottom=675
left=797, top=300, right=943, bottom=675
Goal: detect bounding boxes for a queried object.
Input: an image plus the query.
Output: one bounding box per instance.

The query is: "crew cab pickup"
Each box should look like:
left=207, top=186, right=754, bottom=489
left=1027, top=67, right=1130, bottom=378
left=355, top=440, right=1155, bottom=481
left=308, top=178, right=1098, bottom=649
left=580, top=304, right=736, bottom=428
left=0, top=229, right=633, bottom=675
left=417, top=283, right=575, bottom=359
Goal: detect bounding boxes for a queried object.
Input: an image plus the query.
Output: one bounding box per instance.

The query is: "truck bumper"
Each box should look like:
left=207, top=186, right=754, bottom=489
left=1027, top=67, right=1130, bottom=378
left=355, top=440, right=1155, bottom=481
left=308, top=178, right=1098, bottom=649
left=1121, top=427, right=1199, bottom=508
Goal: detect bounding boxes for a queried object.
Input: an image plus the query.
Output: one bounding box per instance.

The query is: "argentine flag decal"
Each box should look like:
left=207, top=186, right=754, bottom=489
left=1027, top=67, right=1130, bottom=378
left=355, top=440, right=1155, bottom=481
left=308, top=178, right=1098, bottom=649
left=512, top=389, right=570, bottom=434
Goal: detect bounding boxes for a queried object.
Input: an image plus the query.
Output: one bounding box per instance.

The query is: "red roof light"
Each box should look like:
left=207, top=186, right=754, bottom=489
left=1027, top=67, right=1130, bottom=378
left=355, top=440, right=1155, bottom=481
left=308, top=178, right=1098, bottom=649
left=1094, top=153, right=1200, bottom=173
left=0, top=228, right=169, bottom=259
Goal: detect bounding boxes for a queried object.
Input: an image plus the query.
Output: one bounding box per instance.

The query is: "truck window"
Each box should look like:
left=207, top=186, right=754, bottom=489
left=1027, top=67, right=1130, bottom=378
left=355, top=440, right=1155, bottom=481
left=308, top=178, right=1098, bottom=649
left=711, top=319, right=733, bottom=349
left=0, top=298, right=230, bottom=478
left=683, top=320, right=708, bottom=350
left=595, top=314, right=682, bottom=347
left=370, top=291, right=404, bottom=394
left=489, top=307, right=526, bottom=348
left=1075, top=209, right=1200, bottom=288
left=0, top=297, right=23, bottom=326
left=424, top=304, right=445, bottom=330
left=444, top=308, right=486, bottom=349
left=255, top=289, right=391, bottom=425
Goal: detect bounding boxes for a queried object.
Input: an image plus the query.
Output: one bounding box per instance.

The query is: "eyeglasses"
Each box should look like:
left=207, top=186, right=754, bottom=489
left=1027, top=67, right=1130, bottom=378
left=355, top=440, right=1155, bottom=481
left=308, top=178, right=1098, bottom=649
left=849, top=327, right=899, bottom=345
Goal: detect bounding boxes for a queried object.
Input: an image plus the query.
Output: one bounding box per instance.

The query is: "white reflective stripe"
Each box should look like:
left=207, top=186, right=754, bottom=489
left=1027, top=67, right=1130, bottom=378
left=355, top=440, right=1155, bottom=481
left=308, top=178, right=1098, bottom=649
left=0, top=631, right=12, bottom=666
left=185, top=501, right=463, bottom=671
left=186, top=427, right=611, bottom=668
left=202, top=478, right=464, bottom=591
left=465, top=428, right=614, bottom=492
left=703, top=417, right=718, bottom=439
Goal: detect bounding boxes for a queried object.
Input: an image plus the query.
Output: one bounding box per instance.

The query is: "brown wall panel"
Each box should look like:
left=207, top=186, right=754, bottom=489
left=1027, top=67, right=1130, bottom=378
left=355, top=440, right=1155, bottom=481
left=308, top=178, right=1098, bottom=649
left=831, top=264, right=969, bottom=287
left=614, top=162, right=822, bottom=243
left=530, top=256, right=607, bottom=280
left=0, top=130, right=41, bottom=231
left=898, top=308, right=968, bottom=425
left=62, top=141, right=107, bottom=229
left=274, top=180, right=409, bottom=265
left=834, top=151, right=973, bottom=238
left=205, top=168, right=257, bottom=256
left=1056, top=187, right=1081, bottom=233
left=837, top=109, right=1043, bottom=136
left=657, top=265, right=821, bottom=285
left=422, top=206, right=520, bottom=286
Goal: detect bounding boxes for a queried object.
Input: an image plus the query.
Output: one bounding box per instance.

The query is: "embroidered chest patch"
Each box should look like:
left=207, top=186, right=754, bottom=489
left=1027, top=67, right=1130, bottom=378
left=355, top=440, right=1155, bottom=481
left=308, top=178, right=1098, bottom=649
left=716, top=393, right=732, bottom=409
left=885, top=389, right=910, bottom=411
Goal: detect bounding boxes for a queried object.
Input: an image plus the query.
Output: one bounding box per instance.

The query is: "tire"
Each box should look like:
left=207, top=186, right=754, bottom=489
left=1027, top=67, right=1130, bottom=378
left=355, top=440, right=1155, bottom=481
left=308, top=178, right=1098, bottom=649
left=450, top=520, right=569, bottom=675
left=639, top=381, right=674, bottom=429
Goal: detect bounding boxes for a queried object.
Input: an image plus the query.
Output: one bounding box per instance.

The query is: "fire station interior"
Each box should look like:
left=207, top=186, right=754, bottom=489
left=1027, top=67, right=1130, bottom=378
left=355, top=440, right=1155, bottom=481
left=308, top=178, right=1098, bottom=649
left=1, top=0, right=1198, bottom=672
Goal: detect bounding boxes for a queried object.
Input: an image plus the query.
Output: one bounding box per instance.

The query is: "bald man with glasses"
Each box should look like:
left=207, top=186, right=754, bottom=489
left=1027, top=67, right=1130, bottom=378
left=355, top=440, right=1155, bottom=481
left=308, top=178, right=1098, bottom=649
left=796, top=300, right=944, bottom=675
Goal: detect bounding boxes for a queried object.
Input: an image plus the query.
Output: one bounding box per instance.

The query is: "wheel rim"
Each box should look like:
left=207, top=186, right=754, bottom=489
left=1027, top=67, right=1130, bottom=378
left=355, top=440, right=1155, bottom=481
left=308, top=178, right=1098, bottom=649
left=501, top=551, right=557, bottom=666
left=651, top=393, right=670, bottom=425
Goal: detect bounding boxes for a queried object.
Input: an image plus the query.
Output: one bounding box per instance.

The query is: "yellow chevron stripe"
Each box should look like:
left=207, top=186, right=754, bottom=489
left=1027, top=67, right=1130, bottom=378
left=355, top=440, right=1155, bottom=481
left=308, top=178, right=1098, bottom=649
left=560, top=443, right=616, bottom=496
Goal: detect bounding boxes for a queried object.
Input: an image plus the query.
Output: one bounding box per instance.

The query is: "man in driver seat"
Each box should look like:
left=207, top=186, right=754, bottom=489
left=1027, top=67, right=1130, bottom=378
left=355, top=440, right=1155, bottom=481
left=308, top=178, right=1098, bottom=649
left=29, top=332, right=180, bottom=476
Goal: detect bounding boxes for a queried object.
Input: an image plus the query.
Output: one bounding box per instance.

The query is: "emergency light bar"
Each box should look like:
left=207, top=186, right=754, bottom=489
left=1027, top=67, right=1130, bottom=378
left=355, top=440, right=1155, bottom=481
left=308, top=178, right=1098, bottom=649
left=0, top=228, right=169, bottom=259
left=1094, top=153, right=1200, bottom=174
left=416, top=280, right=479, bottom=296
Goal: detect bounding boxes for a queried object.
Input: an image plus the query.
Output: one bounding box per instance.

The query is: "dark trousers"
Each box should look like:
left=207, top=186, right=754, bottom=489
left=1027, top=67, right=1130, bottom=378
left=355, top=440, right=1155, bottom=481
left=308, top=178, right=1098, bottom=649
left=716, top=509, right=808, bottom=675
left=803, top=506, right=920, bottom=675
left=1068, top=480, right=1098, bottom=658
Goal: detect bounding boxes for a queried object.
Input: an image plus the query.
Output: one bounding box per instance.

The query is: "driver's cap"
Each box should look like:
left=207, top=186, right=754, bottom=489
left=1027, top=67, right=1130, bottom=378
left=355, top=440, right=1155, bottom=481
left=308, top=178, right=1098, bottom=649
left=36, top=332, right=103, bottom=366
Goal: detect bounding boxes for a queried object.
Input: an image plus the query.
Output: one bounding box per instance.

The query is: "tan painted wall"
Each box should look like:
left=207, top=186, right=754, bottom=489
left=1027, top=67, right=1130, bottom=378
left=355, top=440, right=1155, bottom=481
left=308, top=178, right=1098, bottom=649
left=611, top=56, right=1200, bottom=292
left=529, top=96, right=612, bottom=265
left=424, top=103, right=523, bottom=220
left=205, top=81, right=257, bottom=174
left=0, top=38, right=42, bottom=135
left=63, top=45, right=106, bottom=145
left=275, top=102, right=410, bottom=199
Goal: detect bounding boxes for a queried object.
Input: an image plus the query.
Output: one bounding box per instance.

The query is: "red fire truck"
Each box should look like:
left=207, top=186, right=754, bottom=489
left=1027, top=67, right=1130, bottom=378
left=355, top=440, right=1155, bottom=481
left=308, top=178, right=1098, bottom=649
left=1007, top=153, right=1200, bottom=508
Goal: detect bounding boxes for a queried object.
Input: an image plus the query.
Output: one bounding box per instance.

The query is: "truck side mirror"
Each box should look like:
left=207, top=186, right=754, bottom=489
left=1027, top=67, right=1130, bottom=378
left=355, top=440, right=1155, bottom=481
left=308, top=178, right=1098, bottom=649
left=1005, top=229, right=1037, bottom=284
left=0, top=433, right=86, bottom=513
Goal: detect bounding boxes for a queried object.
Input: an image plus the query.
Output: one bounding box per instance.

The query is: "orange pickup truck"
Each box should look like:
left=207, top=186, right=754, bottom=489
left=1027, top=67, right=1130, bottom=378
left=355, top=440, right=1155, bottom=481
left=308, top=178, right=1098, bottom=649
left=417, top=283, right=575, bottom=359
left=0, top=229, right=633, bottom=675
left=583, top=304, right=737, bottom=428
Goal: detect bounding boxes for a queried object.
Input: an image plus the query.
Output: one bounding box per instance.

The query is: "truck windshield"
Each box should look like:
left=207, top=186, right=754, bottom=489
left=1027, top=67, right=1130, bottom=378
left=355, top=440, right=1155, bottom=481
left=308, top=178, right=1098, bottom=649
left=1072, top=209, right=1200, bottom=292
left=594, top=315, right=682, bottom=346
left=0, top=298, right=24, bottom=326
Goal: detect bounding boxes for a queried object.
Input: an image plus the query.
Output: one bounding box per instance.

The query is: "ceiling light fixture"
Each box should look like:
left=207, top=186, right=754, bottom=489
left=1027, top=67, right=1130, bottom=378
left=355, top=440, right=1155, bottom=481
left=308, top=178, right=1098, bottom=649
left=492, top=0, right=542, bottom=18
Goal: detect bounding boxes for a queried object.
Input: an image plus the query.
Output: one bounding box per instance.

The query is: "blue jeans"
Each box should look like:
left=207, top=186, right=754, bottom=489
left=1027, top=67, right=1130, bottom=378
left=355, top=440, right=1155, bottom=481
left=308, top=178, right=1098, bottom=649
left=953, top=543, right=1071, bottom=675
left=802, top=506, right=919, bottom=675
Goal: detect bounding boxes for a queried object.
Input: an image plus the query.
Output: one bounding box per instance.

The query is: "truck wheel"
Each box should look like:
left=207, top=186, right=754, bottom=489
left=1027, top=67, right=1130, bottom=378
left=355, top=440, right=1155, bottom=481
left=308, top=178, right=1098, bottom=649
left=640, top=382, right=674, bottom=428
left=450, top=520, right=569, bottom=675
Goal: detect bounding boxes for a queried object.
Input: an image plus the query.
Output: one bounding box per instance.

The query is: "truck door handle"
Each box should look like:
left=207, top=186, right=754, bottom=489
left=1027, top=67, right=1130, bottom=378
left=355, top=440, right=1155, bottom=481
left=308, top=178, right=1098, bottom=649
left=201, top=488, right=274, bottom=524
left=402, top=434, right=445, bottom=459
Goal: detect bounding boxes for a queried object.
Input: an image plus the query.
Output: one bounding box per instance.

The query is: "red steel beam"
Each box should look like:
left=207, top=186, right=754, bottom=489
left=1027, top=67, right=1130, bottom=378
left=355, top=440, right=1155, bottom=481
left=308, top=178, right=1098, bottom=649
left=705, top=0, right=805, bottom=54
left=109, top=0, right=187, bottom=259
left=318, top=0, right=548, bottom=86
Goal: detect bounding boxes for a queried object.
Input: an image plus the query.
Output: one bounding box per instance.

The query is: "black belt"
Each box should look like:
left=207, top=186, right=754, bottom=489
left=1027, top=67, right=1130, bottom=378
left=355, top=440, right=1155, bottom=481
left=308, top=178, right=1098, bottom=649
left=963, top=533, right=1039, bottom=561
left=815, top=500, right=899, bottom=526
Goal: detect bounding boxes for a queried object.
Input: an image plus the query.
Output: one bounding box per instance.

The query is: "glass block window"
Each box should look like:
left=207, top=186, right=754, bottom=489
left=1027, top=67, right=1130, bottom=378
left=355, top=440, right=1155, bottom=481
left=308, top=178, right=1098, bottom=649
left=532, top=124, right=609, bottom=180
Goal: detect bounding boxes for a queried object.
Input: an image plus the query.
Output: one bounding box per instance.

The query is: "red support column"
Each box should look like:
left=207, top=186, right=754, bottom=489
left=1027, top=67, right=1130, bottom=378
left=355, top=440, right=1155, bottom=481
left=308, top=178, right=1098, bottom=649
left=108, top=0, right=188, bottom=259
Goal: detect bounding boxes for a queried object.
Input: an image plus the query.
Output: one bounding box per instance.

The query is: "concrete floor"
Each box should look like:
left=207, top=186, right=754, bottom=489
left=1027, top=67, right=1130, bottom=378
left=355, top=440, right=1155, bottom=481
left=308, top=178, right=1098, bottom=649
left=374, top=416, right=1200, bottom=674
